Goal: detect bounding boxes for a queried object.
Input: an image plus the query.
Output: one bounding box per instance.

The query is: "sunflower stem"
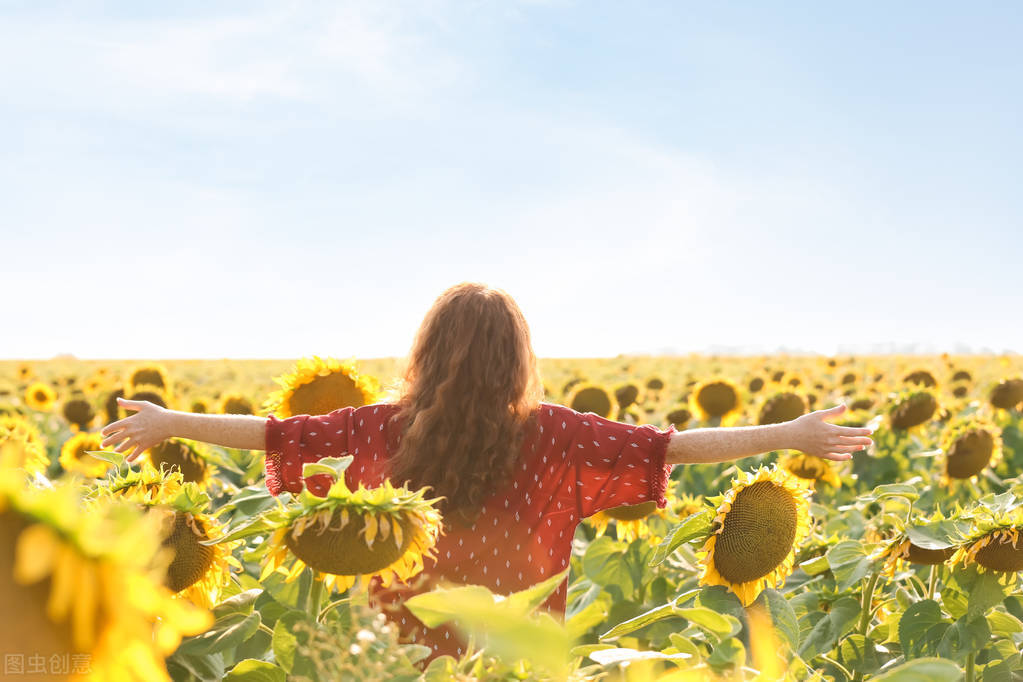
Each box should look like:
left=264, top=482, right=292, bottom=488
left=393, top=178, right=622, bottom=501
left=857, top=572, right=880, bottom=637
left=927, top=564, right=938, bottom=601
left=306, top=573, right=324, bottom=620
left=318, top=597, right=351, bottom=623
left=966, top=651, right=976, bottom=682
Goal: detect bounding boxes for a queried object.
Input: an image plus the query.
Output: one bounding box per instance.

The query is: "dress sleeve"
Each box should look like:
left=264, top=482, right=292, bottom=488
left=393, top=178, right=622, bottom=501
left=557, top=405, right=676, bottom=519
left=264, top=406, right=356, bottom=497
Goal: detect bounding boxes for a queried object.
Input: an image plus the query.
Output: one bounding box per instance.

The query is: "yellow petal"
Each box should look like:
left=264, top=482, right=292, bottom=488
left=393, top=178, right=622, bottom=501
left=71, top=558, right=97, bottom=651
left=363, top=513, right=378, bottom=549
left=47, top=543, right=78, bottom=623
left=14, top=524, right=58, bottom=584
left=378, top=514, right=390, bottom=542
left=392, top=519, right=404, bottom=550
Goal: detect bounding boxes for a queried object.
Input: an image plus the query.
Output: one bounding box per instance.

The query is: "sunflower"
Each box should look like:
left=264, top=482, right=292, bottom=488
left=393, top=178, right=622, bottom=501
left=250, top=472, right=442, bottom=594
left=59, top=432, right=111, bottom=478
left=104, top=388, right=124, bottom=424
left=567, top=383, right=617, bottom=419
left=614, top=383, right=640, bottom=411
left=0, top=415, right=49, bottom=475
left=190, top=398, right=209, bottom=413
left=587, top=490, right=678, bottom=545
left=689, top=378, right=743, bottom=425
left=265, top=356, right=381, bottom=418
left=697, top=466, right=813, bottom=606
left=127, top=364, right=172, bottom=394
left=93, top=463, right=240, bottom=608
left=127, top=384, right=169, bottom=409
left=62, top=396, right=96, bottom=431
left=24, top=382, right=57, bottom=411
left=939, top=416, right=1002, bottom=482
left=0, top=441, right=213, bottom=682
left=903, top=369, right=938, bottom=388
left=757, top=391, right=807, bottom=425
left=219, top=392, right=254, bottom=415
left=988, top=378, right=1023, bottom=410
left=16, top=362, right=33, bottom=382
left=143, top=438, right=211, bottom=485
left=877, top=513, right=965, bottom=578
left=781, top=452, right=841, bottom=488
left=950, top=503, right=1021, bottom=583
left=887, top=390, right=938, bottom=431
left=665, top=405, right=692, bottom=429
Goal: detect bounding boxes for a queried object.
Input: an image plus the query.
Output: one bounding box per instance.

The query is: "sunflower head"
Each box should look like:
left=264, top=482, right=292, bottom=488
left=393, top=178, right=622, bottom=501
left=939, top=416, right=1002, bottom=482
left=903, top=369, right=938, bottom=388
left=62, top=397, right=96, bottom=431
left=264, top=356, right=381, bottom=418
left=665, top=405, right=692, bottom=429
left=748, top=376, right=765, bottom=393
left=781, top=452, right=841, bottom=487
left=248, top=463, right=442, bottom=594
left=220, top=392, right=255, bottom=415
left=757, top=391, right=807, bottom=425
left=24, top=382, right=57, bottom=411
left=614, top=383, right=640, bottom=410
left=988, top=377, right=1023, bottom=410
left=59, top=432, right=110, bottom=478
left=126, top=384, right=169, bottom=409
left=689, top=378, right=743, bottom=424
left=887, top=390, right=938, bottom=431
left=190, top=398, right=209, bottom=413
left=145, top=438, right=211, bottom=484
left=567, top=383, right=617, bottom=419
left=127, top=364, right=172, bottom=394
left=952, top=497, right=1023, bottom=580
left=697, top=466, right=813, bottom=606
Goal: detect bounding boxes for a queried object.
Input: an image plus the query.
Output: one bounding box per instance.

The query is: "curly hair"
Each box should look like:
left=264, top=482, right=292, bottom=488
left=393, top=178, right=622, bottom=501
left=388, top=283, right=543, bottom=525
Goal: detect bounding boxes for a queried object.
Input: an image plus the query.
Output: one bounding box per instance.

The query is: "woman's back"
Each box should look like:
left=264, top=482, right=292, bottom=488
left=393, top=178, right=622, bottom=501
left=263, top=400, right=674, bottom=658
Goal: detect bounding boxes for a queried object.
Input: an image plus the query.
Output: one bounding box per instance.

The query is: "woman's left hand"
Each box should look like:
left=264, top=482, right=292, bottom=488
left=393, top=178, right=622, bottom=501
left=786, top=403, right=873, bottom=461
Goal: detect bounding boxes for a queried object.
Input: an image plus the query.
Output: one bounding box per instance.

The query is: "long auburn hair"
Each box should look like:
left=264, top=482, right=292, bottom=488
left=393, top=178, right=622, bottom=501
left=388, top=283, right=543, bottom=524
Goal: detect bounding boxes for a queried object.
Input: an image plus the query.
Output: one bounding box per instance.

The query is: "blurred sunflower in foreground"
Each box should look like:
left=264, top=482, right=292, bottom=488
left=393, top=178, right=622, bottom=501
left=265, top=356, right=381, bottom=418
left=0, top=415, right=49, bottom=475
left=0, top=440, right=212, bottom=682
left=697, top=466, right=813, bottom=606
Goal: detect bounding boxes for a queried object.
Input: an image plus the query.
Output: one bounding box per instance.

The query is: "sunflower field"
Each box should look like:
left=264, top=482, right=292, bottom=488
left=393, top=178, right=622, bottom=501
left=1, top=354, right=1023, bottom=681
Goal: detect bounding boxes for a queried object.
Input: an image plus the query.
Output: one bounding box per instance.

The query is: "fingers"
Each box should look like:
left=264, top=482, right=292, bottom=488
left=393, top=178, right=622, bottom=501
left=819, top=452, right=854, bottom=462
left=126, top=444, right=147, bottom=463
left=113, top=438, right=136, bottom=454
left=100, top=419, right=129, bottom=437
left=835, top=435, right=873, bottom=447
left=101, top=431, right=131, bottom=449
left=816, top=403, right=847, bottom=420
left=116, top=397, right=148, bottom=412
left=829, top=425, right=873, bottom=437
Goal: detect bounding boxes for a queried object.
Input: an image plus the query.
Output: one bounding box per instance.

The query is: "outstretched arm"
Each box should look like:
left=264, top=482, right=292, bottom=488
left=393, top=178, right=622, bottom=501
left=665, top=403, right=873, bottom=466
left=100, top=397, right=266, bottom=462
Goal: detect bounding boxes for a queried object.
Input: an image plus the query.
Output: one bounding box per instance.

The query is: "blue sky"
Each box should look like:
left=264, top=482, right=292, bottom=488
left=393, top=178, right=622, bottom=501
left=3, top=1, right=1021, bottom=358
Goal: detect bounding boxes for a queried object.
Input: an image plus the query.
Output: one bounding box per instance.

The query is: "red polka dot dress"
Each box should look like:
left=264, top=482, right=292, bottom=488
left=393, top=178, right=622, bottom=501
left=264, top=402, right=675, bottom=660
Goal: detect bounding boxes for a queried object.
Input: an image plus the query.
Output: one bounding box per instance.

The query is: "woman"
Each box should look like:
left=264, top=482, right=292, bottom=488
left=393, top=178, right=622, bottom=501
left=100, top=282, right=872, bottom=658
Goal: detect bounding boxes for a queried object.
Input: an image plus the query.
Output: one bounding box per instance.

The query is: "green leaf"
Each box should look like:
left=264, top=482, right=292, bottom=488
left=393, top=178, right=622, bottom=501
left=272, top=614, right=301, bottom=673
left=202, top=515, right=279, bottom=546
left=211, top=589, right=261, bottom=620
left=224, top=660, right=286, bottom=682
left=648, top=509, right=713, bottom=566
left=588, top=648, right=692, bottom=666
left=985, top=609, right=1023, bottom=637
left=695, top=586, right=745, bottom=623
left=217, top=485, right=277, bottom=517
left=798, top=554, right=831, bottom=576
left=405, top=585, right=496, bottom=628
left=301, top=455, right=353, bottom=481
left=85, top=449, right=126, bottom=468
left=898, top=599, right=947, bottom=658
left=505, top=568, right=570, bottom=614
left=674, top=607, right=739, bottom=639
left=707, top=637, right=745, bottom=670
left=179, top=612, right=262, bottom=656
left=826, top=540, right=876, bottom=592
left=797, top=596, right=860, bottom=660
left=566, top=596, right=610, bottom=640
left=904, top=519, right=969, bottom=550
left=859, top=483, right=920, bottom=503
left=938, top=615, right=991, bottom=659
left=755, top=588, right=800, bottom=650
left=869, top=657, right=961, bottom=682
left=582, top=536, right=633, bottom=595
left=839, top=634, right=880, bottom=675
left=966, top=570, right=1006, bottom=622
left=599, top=601, right=677, bottom=641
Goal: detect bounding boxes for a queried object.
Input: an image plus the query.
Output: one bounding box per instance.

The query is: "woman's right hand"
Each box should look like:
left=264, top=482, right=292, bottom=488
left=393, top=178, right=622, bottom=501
left=786, top=403, right=874, bottom=461
left=99, top=397, right=173, bottom=462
